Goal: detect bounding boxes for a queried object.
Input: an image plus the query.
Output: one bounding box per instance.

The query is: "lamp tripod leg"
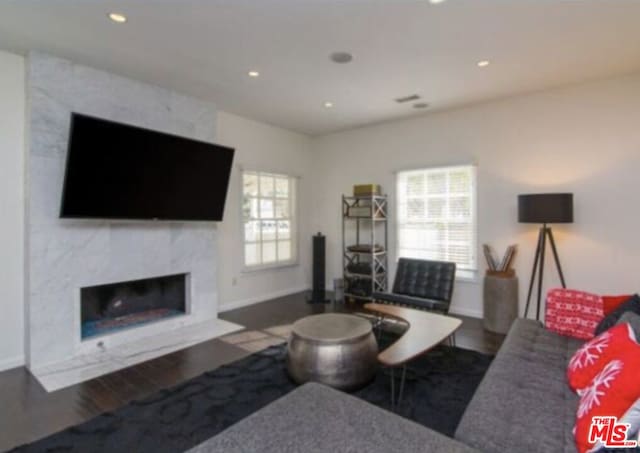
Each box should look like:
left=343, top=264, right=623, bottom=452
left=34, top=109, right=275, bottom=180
left=524, top=228, right=544, bottom=319
left=546, top=228, right=566, bottom=288
left=536, top=226, right=547, bottom=322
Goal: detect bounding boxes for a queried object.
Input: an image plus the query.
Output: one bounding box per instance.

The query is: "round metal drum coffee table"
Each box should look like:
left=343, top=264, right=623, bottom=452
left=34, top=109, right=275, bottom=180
left=286, top=313, right=378, bottom=391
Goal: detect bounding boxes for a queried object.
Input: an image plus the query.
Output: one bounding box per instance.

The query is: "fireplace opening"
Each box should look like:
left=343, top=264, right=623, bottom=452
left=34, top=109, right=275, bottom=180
left=81, top=273, right=188, bottom=340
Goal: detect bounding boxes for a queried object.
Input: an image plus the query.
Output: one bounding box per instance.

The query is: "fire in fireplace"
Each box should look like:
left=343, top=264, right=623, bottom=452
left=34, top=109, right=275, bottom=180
left=81, top=274, right=187, bottom=339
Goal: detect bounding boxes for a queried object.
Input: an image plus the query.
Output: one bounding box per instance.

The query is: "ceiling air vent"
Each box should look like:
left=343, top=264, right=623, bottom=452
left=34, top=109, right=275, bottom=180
left=395, top=94, right=421, bottom=104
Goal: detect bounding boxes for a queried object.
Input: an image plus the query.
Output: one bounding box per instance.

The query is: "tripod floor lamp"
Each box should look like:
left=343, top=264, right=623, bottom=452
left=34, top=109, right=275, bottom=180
left=518, top=193, right=574, bottom=321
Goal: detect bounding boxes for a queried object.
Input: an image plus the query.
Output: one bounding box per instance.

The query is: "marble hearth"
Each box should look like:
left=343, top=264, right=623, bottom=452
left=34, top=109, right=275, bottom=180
left=31, top=318, right=241, bottom=392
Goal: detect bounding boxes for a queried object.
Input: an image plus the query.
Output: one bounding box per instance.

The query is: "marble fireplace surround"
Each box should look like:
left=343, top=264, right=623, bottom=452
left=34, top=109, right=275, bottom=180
left=26, top=53, right=242, bottom=391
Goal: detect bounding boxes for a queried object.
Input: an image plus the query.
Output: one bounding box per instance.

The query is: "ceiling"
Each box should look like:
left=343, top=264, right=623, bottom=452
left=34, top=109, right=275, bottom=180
left=1, top=0, right=640, bottom=136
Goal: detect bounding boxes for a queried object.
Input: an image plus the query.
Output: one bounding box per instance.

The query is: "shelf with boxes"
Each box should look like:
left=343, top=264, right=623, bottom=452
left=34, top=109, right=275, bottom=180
left=341, top=185, right=388, bottom=302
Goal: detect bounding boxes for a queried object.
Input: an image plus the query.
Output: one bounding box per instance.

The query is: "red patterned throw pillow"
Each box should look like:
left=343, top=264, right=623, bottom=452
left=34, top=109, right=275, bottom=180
left=602, top=294, right=633, bottom=316
left=573, top=324, right=640, bottom=453
left=545, top=288, right=604, bottom=340
left=567, top=323, right=634, bottom=392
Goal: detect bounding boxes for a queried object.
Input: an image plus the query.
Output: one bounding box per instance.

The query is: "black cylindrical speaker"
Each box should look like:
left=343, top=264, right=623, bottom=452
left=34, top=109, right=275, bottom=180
left=312, top=233, right=326, bottom=296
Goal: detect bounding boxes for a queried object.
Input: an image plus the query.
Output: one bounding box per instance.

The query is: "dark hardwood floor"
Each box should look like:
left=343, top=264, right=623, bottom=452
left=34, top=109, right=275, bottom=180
left=0, top=292, right=504, bottom=451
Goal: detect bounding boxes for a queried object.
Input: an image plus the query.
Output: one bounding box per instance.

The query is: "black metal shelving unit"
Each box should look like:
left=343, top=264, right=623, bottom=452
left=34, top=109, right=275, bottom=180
left=342, top=194, right=388, bottom=302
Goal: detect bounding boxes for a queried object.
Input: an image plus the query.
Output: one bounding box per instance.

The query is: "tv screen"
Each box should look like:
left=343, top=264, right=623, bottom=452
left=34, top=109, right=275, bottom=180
left=60, top=113, right=235, bottom=221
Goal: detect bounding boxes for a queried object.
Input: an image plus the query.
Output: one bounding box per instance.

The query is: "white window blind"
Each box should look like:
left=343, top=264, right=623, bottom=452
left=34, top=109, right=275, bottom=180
left=396, top=165, right=477, bottom=273
left=242, top=171, right=297, bottom=269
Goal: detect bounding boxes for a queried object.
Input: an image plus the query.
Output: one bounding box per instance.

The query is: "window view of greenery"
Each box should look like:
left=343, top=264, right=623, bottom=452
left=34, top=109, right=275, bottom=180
left=397, top=166, right=476, bottom=273
left=243, top=171, right=296, bottom=268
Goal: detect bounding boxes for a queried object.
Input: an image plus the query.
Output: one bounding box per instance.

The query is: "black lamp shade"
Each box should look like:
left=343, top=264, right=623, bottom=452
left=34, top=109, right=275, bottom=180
left=518, top=193, right=573, bottom=224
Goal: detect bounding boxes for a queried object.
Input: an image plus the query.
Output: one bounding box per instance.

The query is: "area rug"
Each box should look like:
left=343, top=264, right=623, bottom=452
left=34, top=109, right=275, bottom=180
left=12, top=342, right=492, bottom=452
left=218, top=324, right=291, bottom=353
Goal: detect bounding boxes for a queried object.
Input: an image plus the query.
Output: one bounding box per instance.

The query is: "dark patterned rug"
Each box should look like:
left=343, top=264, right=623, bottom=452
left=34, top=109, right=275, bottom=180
left=12, top=342, right=492, bottom=453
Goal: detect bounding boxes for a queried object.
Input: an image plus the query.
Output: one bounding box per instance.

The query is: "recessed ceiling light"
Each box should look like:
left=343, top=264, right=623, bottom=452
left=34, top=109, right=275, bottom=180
left=248, top=71, right=260, bottom=77
left=429, top=0, right=447, bottom=4
left=477, top=60, right=490, bottom=67
left=330, top=52, right=353, bottom=64
left=108, top=13, right=127, bottom=23
left=324, top=102, right=334, bottom=108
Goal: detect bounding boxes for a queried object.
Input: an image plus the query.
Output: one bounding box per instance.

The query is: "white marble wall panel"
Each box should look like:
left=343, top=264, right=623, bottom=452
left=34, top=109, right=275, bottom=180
left=26, top=52, right=226, bottom=370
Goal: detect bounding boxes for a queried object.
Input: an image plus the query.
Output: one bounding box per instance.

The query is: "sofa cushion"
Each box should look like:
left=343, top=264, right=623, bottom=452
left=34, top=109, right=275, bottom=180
left=595, top=294, right=640, bottom=336
left=603, top=294, right=634, bottom=316
left=617, top=311, right=640, bottom=339
left=455, top=318, right=583, bottom=453
left=187, top=382, right=479, bottom=453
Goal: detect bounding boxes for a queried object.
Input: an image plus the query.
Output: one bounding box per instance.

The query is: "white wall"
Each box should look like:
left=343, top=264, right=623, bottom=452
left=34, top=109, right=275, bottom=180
left=216, top=111, right=313, bottom=310
left=311, top=73, right=640, bottom=318
left=1, top=48, right=639, bottom=371
left=0, top=50, right=25, bottom=370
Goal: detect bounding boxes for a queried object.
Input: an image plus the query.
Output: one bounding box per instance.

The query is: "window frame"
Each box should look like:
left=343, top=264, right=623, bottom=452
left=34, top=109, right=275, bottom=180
left=241, top=169, right=299, bottom=272
left=395, top=164, right=478, bottom=282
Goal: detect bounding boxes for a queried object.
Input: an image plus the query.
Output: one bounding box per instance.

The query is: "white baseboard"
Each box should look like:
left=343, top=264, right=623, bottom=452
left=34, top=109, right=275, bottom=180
left=449, top=306, right=483, bottom=319
left=0, top=354, right=25, bottom=372
left=219, top=286, right=310, bottom=313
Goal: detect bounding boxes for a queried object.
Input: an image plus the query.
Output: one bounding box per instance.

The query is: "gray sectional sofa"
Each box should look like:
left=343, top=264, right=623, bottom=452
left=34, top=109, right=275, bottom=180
left=189, top=318, right=583, bottom=452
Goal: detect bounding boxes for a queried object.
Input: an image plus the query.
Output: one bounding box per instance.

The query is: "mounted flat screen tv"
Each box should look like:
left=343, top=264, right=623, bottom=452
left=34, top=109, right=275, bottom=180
left=60, top=113, right=234, bottom=221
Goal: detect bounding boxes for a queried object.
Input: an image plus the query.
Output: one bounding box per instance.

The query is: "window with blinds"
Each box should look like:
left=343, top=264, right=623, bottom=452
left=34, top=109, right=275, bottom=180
left=396, top=165, right=477, bottom=275
left=242, top=171, right=297, bottom=269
